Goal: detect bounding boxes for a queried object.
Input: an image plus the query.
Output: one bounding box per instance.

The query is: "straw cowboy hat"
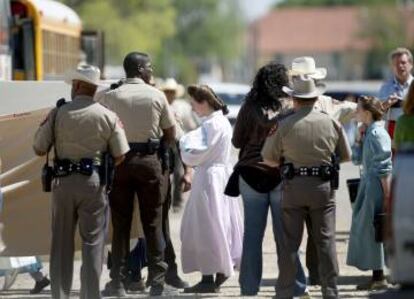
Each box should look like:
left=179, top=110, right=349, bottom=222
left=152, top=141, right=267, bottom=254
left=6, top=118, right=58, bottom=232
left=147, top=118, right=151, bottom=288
left=289, top=56, right=327, bottom=80
left=282, top=75, right=326, bottom=99
left=64, top=64, right=101, bottom=86
left=161, top=78, right=185, bottom=98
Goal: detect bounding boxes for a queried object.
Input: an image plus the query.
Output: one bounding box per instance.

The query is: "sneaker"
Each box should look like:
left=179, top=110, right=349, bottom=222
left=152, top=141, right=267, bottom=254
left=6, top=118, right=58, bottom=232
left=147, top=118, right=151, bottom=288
left=101, top=280, right=127, bottom=297
left=127, top=279, right=146, bottom=292
left=30, top=277, right=50, bottom=294
left=165, top=274, right=189, bottom=289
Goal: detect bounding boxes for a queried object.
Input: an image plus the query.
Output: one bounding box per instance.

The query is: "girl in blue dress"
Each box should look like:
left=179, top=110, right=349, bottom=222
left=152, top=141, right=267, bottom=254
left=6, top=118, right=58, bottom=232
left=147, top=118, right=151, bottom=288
left=347, top=96, right=392, bottom=290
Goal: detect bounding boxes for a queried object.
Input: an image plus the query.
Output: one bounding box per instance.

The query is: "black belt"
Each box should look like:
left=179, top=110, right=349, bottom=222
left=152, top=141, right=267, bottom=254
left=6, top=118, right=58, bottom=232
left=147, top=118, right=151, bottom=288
left=281, top=163, right=332, bottom=181
left=129, top=140, right=160, bottom=155
left=54, top=159, right=100, bottom=177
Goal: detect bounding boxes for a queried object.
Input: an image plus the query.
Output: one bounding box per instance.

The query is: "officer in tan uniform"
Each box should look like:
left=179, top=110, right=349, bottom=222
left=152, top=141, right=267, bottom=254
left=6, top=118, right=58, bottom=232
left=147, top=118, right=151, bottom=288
left=99, top=52, right=176, bottom=297
left=262, top=75, right=351, bottom=299
left=33, top=65, right=130, bottom=299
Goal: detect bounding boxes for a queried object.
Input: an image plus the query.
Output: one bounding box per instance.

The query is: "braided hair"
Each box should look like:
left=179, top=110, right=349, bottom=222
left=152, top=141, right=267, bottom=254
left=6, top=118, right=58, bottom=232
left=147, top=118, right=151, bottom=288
left=187, top=84, right=229, bottom=115
left=245, top=62, right=289, bottom=111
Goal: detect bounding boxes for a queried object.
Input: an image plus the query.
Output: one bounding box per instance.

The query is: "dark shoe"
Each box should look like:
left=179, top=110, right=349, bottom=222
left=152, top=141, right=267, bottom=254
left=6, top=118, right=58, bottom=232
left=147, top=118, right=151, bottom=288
left=308, top=277, right=321, bottom=286
left=101, top=280, right=127, bottom=297
left=184, top=281, right=219, bottom=293
left=30, top=277, right=50, bottom=294
left=215, top=273, right=228, bottom=287
left=356, top=279, right=388, bottom=291
left=126, top=279, right=146, bottom=292
left=165, top=274, right=189, bottom=289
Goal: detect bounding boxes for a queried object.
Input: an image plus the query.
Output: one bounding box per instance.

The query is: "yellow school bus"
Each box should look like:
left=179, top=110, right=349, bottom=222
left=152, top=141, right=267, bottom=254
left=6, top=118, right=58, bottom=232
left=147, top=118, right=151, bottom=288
left=0, top=0, right=104, bottom=81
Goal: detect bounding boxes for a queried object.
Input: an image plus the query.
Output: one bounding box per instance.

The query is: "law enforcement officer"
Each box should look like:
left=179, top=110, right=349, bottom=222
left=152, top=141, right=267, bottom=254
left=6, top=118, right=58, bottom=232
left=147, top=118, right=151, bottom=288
left=289, top=56, right=356, bottom=285
left=33, top=65, right=130, bottom=299
left=262, top=75, right=351, bottom=299
left=99, top=52, right=176, bottom=297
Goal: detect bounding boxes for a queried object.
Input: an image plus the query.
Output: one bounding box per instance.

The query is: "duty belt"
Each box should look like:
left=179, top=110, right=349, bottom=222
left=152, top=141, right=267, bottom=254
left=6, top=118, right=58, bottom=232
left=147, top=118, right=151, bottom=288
left=54, top=159, right=100, bottom=177
left=281, top=163, right=333, bottom=181
left=129, top=139, right=160, bottom=155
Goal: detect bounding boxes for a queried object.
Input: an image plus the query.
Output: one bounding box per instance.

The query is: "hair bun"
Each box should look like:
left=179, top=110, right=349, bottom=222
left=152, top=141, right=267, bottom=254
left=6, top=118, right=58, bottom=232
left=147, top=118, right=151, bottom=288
left=187, top=85, right=198, bottom=97
left=222, top=104, right=229, bottom=115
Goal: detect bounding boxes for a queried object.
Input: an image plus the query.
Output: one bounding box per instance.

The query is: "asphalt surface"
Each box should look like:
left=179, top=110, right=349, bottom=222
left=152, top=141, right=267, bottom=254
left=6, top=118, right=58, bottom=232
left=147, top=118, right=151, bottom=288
left=0, top=162, right=395, bottom=298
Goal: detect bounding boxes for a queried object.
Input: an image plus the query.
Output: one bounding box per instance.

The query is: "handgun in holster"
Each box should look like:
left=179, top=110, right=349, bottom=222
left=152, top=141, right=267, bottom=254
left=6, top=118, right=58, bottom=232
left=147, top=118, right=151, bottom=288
left=330, top=154, right=340, bottom=190
left=281, top=163, right=295, bottom=180
left=41, top=158, right=54, bottom=192
left=158, top=139, right=170, bottom=173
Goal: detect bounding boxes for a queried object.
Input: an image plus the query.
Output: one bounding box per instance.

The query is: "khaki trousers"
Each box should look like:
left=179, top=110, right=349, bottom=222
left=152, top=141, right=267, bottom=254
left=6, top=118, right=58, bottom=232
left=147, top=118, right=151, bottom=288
left=276, top=177, right=339, bottom=299
left=50, top=172, right=107, bottom=299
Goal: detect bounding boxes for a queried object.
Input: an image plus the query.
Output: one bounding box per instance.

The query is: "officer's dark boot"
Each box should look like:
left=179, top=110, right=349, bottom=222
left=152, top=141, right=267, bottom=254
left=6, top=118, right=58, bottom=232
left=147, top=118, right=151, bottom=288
left=165, top=263, right=189, bottom=289
left=101, top=280, right=127, bottom=297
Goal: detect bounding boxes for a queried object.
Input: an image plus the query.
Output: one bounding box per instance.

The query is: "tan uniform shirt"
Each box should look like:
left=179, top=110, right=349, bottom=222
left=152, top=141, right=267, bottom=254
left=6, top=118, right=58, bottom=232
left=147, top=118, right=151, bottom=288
left=99, top=78, right=176, bottom=143
left=262, top=106, right=351, bottom=167
left=171, top=99, right=199, bottom=133
left=314, top=95, right=357, bottom=125
left=33, top=95, right=130, bottom=161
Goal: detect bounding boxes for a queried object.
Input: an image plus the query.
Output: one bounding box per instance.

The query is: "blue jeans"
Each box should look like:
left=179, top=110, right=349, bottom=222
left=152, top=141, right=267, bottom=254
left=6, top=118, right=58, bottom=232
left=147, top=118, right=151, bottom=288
left=238, top=177, right=307, bottom=296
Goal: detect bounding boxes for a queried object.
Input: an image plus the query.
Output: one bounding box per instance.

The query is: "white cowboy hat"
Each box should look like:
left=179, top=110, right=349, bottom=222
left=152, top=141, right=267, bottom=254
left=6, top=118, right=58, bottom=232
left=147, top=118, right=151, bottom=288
left=282, top=75, right=326, bottom=99
left=64, top=64, right=101, bottom=86
left=161, top=78, right=185, bottom=98
left=289, top=57, right=327, bottom=80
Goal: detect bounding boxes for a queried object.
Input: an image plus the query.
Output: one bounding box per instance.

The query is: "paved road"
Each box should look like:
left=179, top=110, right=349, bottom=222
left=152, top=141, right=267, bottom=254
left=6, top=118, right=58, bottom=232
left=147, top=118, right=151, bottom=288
left=0, top=162, right=390, bottom=298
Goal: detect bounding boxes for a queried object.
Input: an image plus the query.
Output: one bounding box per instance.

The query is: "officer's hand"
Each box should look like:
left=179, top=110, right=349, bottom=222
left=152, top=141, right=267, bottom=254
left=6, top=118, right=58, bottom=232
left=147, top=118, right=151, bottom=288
left=181, top=173, right=192, bottom=192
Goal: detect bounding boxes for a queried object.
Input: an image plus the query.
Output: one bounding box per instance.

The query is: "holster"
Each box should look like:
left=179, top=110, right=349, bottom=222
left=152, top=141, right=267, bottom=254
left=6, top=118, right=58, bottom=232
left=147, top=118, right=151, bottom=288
left=99, top=152, right=114, bottom=192
left=281, top=163, right=295, bottom=180
left=41, top=163, right=54, bottom=192
left=158, top=139, right=170, bottom=173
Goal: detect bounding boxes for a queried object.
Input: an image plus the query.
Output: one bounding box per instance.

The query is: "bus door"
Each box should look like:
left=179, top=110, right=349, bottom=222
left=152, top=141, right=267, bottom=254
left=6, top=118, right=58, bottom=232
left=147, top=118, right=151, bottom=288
left=10, top=1, right=35, bottom=80
left=0, top=0, right=12, bottom=80
left=81, top=31, right=105, bottom=77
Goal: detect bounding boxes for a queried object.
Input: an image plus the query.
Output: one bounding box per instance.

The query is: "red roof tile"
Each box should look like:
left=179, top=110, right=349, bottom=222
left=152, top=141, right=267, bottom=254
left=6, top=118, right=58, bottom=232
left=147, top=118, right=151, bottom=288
left=250, top=7, right=372, bottom=54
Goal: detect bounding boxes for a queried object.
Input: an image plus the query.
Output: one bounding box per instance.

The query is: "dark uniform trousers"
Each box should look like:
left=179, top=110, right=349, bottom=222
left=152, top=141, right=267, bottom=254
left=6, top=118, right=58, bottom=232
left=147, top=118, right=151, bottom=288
left=306, top=214, right=321, bottom=284
left=276, top=177, right=339, bottom=299
left=162, top=173, right=178, bottom=277
left=50, top=172, right=107, bottom=299
left=109, top=152, right=167, bottom=288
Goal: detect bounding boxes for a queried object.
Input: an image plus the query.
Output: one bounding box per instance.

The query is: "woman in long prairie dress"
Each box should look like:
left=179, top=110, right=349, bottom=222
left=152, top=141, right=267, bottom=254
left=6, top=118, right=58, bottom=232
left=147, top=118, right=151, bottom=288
left=179, top=85, right=243, bottom=293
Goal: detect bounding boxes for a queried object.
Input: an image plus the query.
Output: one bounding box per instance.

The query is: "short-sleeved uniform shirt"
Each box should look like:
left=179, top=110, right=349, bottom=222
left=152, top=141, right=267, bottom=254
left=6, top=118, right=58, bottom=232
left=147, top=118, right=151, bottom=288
left=99, top=78, right=176, bottom=143
left=262, top=106, right=351, bottom=167
left=33, top=95, right=130, bottom=162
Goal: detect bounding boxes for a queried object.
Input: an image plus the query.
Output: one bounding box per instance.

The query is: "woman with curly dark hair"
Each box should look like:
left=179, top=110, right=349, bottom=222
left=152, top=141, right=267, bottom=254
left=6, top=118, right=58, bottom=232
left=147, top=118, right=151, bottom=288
left=232, top=62, right=307, bottom=296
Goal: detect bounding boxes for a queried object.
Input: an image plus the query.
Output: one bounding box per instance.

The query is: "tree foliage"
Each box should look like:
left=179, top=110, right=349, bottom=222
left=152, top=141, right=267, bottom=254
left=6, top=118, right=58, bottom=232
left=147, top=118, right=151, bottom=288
left=60, top=0, right=176, bottom=64
left=156, top=0, right=244, bottom=82
left=60, top=0, right=244, bottom=82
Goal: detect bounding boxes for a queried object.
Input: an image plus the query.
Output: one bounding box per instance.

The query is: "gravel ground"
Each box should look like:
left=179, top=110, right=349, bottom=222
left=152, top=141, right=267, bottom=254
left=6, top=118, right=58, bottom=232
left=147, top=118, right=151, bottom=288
left=0, top=163, right=394, bottom=299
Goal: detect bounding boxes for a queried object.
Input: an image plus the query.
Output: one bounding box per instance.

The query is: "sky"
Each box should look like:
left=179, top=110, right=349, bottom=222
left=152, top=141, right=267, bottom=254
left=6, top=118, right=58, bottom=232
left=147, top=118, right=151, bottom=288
left=240, top=0, right=279, bottom=21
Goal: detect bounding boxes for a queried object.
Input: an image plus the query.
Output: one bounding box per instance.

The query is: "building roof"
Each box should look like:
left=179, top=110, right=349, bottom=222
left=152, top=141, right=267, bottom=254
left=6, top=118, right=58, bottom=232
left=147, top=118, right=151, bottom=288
left=250, top=7, right=372, bottom=54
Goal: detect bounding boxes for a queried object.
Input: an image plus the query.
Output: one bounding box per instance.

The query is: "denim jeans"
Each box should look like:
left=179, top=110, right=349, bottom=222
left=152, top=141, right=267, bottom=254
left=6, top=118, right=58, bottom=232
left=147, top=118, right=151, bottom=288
left=238, top=177, right=307, bottom=296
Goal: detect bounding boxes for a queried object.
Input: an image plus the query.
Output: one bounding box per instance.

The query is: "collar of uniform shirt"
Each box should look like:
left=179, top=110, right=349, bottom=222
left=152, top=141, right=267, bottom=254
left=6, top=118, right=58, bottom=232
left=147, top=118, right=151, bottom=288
left=393, top=74, right=413, bottom=89
left=125, top=78, right=145, bottom=84
left=74, top=95, right=94, bottom=101
left=295, top=105, right=314, bottom=114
